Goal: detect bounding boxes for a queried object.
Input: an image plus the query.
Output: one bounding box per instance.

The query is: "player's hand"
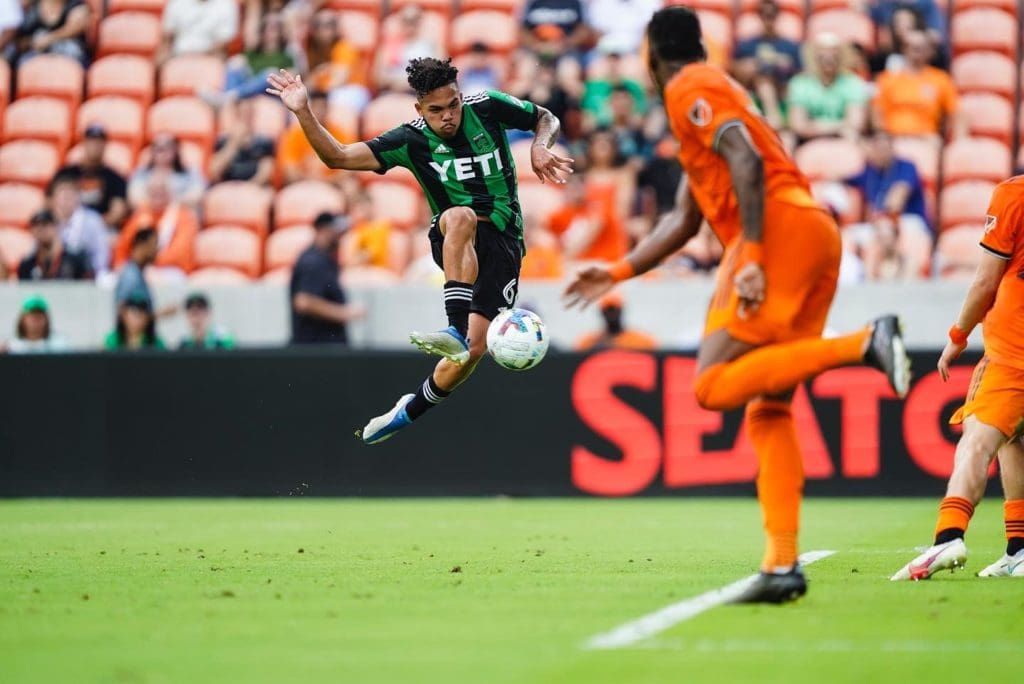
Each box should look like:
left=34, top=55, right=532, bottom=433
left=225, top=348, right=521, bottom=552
left=563, top=266, right=614, bottom=309
left=733, top=262, right=765, bottom=319
left=530, top=144, right=574, bottom=185
left=266, top=69, right=308, bottom=113
left=937, top=339, right=966, bottom=382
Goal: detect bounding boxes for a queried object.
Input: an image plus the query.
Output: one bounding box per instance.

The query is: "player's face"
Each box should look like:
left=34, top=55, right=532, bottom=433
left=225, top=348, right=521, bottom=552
left=416, top=84, right=463, bottom=139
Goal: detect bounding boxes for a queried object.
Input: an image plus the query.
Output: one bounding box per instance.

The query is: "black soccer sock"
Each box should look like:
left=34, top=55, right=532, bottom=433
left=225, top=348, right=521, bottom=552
left=934, top=528, right=965, bottom=545
left=405, top=375, right=451, bottom=421
left=443, top=280, right=472, bottom=338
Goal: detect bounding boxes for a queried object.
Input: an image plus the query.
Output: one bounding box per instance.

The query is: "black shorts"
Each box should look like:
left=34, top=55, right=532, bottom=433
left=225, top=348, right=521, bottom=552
left=429, top=213, right=523, bottom=320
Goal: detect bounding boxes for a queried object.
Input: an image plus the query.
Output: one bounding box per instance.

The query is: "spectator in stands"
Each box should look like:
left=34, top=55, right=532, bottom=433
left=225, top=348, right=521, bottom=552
left=159, top=0, right=238, bottom=64
left=843, top=128, right=933, bottom=280
left=663, top=223, right=724, bottom=277
left=304, top=9, right=370, bottom=113
left=48, top=171, right=109, bottom=276
left=787, top=33, right=869, bottom=142
left=586, top=0, right=662, bottom=56
left=202, top=12, right=298, bottom=107
left=0, top=0, right=23, bottom=56
left=731, top=0, right=801, bottom=131
left=105, top=291, right=165, bottom=351
left=548, top=174, right=628, bottom=261
left=115, top=170, right=198, bottom=276
left=459, top=42, right=501, bottom=95
left=179, top=292, right=234, bottom=349
left=290, top=212, right=365, bottom=345
left=581, top=49, right=647, bottom=131
left=3, top=295, right=68, bottom=354
left=520, top=0, right=590, bottom=61
left=114, top=227, right=158, bottom=310
left=17, top=208, right=92, bottom=281
left=277, top=89, right=353, bottom=185
left=341, top=195, right=401, bottom=274
left=508, top=55, right=579, bottom=140
left=583, top=129, right=635, bottom=225
left=872, top=31, right=965, bottom=141
left=864, top=0, right=945, bottom=53
left=869, top=6, right=947, bottom=74
left=575, top=292, right=657, bottom=351
left=374, top=4, right=441, bottom=93
left=128, top=134, right=206, bottom=208
left=58, top=126, right=128, bottom=230
left=607, top=85, right=647, bottom=163
left=519, top=216, right=564, bottom=280
left=637, top=135, right=682, bottom=220
left=10, top=0, right=90, bottom=66
left=209, top=100, right=275, bottom=186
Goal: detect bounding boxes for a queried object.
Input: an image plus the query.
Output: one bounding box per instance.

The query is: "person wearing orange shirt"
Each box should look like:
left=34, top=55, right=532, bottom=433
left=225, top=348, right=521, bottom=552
left=892, top=177, right=1024, bottom=581
left=305, top=9, right=370, bottom=112
left=277, top=89, right=355, bottom=185
left=114, top=170, right=199, bottom=276
left=341, top=193, right=403, bottom=273
left=565, top=6, right=910, bottom=603
left=574, top=292, right=657, bottom=351
left=873, top=30, right=966, bottom=140
left=519, top=217, right=564, bottom=280
left=548, top=175, right=628, bottom=261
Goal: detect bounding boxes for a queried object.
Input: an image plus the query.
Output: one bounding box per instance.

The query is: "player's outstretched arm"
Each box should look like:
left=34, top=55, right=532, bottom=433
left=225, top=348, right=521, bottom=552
left=530, top=106, right=574, bottom=185
left=938, top=251, right=1007, bottom=380
left=266, top=69, right=381, bottom=172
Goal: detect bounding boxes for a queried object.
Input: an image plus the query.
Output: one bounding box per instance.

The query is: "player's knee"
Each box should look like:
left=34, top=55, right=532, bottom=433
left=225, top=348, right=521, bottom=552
left=956, top=432, right=999, bottom=468
left=441, top=207, right=477, bottom=241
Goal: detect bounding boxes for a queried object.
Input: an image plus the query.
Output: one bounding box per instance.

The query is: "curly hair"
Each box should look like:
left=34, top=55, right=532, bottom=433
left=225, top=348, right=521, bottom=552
left=406, top=57, right=459, bottom=98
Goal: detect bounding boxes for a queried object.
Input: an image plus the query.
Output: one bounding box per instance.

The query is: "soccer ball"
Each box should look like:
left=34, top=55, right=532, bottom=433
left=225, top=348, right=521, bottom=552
left=486, top=308, right=549, bottom=371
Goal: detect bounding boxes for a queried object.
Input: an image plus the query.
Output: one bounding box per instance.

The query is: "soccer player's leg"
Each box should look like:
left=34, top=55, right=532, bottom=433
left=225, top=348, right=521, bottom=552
left=979, top=437, right=1024, bottom=577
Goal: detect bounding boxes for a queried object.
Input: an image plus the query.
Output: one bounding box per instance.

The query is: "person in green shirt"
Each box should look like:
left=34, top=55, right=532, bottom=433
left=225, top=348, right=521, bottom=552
left=580, top=51, right=647, bottom=130
left=105, top=291, right=166, bottom=351
left=786, top=33, right=869, bottom=142
left=203, top=12, right=298, bottom=107
left=179, top=293, right=235, bottom=350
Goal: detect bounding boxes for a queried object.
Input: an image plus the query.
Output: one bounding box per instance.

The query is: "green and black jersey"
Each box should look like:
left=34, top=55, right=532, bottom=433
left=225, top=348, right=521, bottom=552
left=365, top=90, right=540, bottom=239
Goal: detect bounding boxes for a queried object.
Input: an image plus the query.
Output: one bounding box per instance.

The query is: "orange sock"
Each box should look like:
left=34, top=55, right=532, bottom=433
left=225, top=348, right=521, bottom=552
left=693, top=329, right=870, bottom=411
left=747, top=399, right=804, bottom=571
left=1005, top=500, right=1024, bottom=554
left=934, top=496, right=975, bottom=543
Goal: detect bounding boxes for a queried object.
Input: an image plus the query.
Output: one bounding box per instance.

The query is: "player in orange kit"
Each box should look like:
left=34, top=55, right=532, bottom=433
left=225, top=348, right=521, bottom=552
left=564, top=6, right=911, bottom=603
left=891, top=177, right=1024, bottom=581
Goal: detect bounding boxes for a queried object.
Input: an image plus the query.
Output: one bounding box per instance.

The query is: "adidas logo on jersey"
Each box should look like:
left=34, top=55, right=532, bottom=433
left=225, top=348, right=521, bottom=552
left=434, top=143, right=451, bottom=154
left=429, top=149, right=504, bottom=182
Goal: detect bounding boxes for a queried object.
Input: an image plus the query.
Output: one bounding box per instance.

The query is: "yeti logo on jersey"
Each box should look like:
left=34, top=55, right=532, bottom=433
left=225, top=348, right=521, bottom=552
left=985, top=215, right=997, bottom=232
left=429, top=150, right=504, bottom=182
left=689, top=98, right=713, bottom=126
left=502, top=278, right=517, bottom=306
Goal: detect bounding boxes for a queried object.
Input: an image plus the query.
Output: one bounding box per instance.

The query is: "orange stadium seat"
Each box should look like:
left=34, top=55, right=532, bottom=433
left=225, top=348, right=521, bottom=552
left=16, top=55, right=84, bottom=109
left=449, top=11, right=518, bottom=54
left=366, top=181, right=421, bottom=228
left=806, top=10, right=875, bottom=50
left=249, top=97, right=289, bottom=140
left=381, top=10, right=447, bottom=55
left=159, top=55, right=226, bottom=98
left=939, top=180, right=997, bottom=230
left=108, top=0, right=166, bottom=14
left=202, top=181, right=273, bottom=236
left=807, top=0, right=849, bottom=10
left=0, top=141, right=59, bottom=187
left=337, top=10, right=379, bottom=53
left=740, top=0, right=804, bottom=14
left=64, top=139, right=135, bottom=177
left=0, top=226, right=34, bottom=270
left=951, top=9, right=1018, bottom=56
left=670, top=0, right=735, bottom=14
left=3, top=97, right=71, bottom=153
left=936, top=224, right=984, bottom=278
left=97, top=12, right=162, bottom=57
left=735, top=11, right=804, bottom=41
left=261, top=267, right=292, bottom=283
left=941, top=138, right=1012, bottom=184
left=188, top=266, right=253, bottom=285
left=794, top=138, right=865, bottom=181
left=518, top=183, right=565, bottom=226
left=695, top=9, right=734, bottom=52
left=0, top=183, right=44, bottom=228
left=147, top=97, right=216, bottom=152
left=274, top=180, right=345, bottom=228
left=194, top=226, right=263, bottom=278
left=326, top=0, right=383, bottom=16
left=76, top=96, right=145, bottom=152
left=959, top=93, right=1014, bottom=143
left=951, top=51, right=1016, bottom=97
left=390, top=0, right=453, bottom=15
left=87, top=55, right=155, bottom=107
left=264, top=225, right=315, bottom=271
left=951, top=0, right=1018, bottom=15
left=326, top=100, right=360, bottom=140
left=458, top=0, right=524, bottom=12
left=892, top=136, right=940, bottom=188
left=361, top=92, right=418, bottom=139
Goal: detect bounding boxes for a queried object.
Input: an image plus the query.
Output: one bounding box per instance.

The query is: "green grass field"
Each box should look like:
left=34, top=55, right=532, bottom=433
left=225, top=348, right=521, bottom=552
left=1, top=498, right=1020, bottom=683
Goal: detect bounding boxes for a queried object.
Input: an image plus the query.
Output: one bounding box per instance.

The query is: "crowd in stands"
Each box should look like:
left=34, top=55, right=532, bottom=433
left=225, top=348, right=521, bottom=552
left=0, top=0, right=1022, bottom=347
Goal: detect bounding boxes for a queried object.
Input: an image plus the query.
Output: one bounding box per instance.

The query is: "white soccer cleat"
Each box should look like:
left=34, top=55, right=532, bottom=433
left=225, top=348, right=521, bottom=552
left=409, top=326, right=471, bottom=365
left=977, top=549, right=1024, bottom=577
left=358, top=394, right=414, bottom=445
left=890, top=538, right=968, bottom=581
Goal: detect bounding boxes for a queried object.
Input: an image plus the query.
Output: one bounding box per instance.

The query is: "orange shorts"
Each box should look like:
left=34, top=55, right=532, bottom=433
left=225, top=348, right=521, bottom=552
left=705, top=201, right=842, bottom=345
left=950, top=357, right=1024, bottom=439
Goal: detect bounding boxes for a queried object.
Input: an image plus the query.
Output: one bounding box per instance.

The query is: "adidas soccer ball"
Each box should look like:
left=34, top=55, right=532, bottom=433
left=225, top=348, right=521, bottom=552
left=486, top=308, right=549, bottom=371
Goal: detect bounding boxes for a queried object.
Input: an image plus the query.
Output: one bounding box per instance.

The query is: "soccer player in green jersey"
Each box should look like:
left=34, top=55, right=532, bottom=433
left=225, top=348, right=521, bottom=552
left=267, top=58, right=573, bottom=444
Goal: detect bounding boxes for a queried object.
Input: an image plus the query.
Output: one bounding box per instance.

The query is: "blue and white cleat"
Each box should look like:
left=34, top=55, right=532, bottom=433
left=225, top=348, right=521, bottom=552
left=359, top=393, right=414, bottom=445
left=977, top=549, right=1024, bottom=577
left=409, top=325, right=471, bottom=365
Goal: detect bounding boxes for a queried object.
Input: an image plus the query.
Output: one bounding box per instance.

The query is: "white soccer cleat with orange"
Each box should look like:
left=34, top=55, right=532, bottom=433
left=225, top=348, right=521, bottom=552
left=890, top=538, right=967, bottom=581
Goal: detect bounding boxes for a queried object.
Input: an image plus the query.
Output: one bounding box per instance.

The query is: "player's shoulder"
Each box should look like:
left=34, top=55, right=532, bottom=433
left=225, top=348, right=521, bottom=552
left=990, top=175, right=1024, bottom=209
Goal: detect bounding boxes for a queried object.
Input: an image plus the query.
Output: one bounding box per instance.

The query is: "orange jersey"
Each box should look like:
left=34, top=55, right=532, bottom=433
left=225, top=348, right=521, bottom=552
left=979, top=176, right=1024, bottom=370
left=663, top=63, right=816, bottom=245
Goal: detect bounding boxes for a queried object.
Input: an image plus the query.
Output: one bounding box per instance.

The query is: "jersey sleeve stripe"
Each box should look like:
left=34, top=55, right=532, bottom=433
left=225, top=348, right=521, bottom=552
left=980, top=242, right=1013, bottom=260
left=711, top=119, right=745, bottom=152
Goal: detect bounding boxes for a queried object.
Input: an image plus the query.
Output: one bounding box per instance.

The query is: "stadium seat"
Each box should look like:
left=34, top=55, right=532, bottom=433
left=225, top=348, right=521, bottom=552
left=735, top=11, right=804, bottom=42
left=16, top=55, right=84, bottom=110
left=794, top=138, right=864, bottom=181
left=0, top=52, right=10, bottom=103
left=0, top=141, right=60, bottom=187
left=951, top=51, right=1016, bottom=98
left=0, top=183, right=44, bottom=228
left=950, top=9, right=1018, bottom=56
left=958, top=93, right=1014, bottom=143
left=87, top=55, right=155, bottom=107
left=188, top=266, right=253, bottom=285
left=510, top=139, right=572, bottom=183
left=361, top=93, right=418, bottom=139
left=3, top=97, right=71, bottom=154
left=449, top=11, right=518, bottom=54
left=64, top=139, right=136, bottom=177
left=389, top=0, right=453, bottom=15
left=201, top=181, right=273, bottom=236
left=76, top=96, right=145, bottom=152
left=458, top=0, right=524, bottom=12
left=264, top=225, right=315, bottom=271
left=366, top=181, right=421, bottom=228
left=695, top=9, right=734, bottom=52
left=147, top=97, right=216, bottom=153
left=274, top=180, right=345, bottom=229
left=261, top=267, right=292, bottom=283
left=806, top=10, right=875, bottom=50
left=939, top=180, right=997, bottom=230
left=97, top=12, right=162, bottom=57
left=951, top=0, right=1017, bottom=15
left=739, top=0, right=804, bottom=14
left=936, top=224, right=984, bottom=278
left=325, top=0, right=383, bottom=15
left=159, top=55, right=226, bottom=98
left=193, top=226, right=262, bottom=278
left=107, top=0, right=166, bottom=14
left=941, top=138, right=1012, bottom=184
left=518, top=183, right=566, bottom=226
left=381, top=10, right=447, bottom=56
left=806, top=0, right=849, bottom=10
left=892, top=136, right=940, bottom=188
left=326, top=99, right=360, bottom=138
left=337, top=10, right=378, bottom=53
left=0, top=226, right=34, bottom=270
left=249, top=97, right=289, bottom=141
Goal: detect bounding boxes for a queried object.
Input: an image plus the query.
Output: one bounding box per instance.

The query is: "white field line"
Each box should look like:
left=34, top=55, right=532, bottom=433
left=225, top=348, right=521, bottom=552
left=583, top=550, right=837, bottom=651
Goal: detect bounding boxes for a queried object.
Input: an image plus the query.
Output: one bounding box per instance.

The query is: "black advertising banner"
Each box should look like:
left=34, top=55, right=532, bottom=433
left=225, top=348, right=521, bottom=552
left=0, top=350, right=986, bottom=497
